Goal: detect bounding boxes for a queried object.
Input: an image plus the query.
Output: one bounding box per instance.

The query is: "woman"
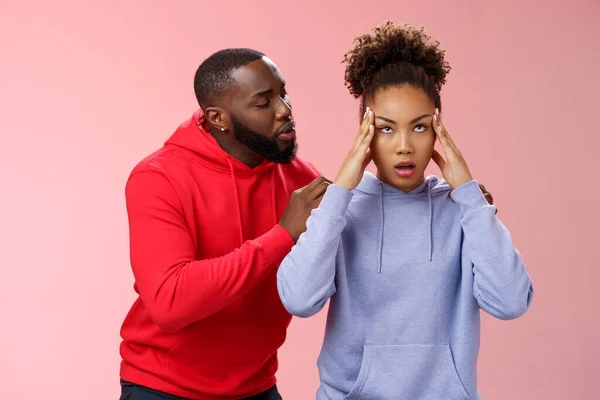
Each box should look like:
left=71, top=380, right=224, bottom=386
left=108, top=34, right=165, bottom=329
left=277, top=22, right=534, bottom=400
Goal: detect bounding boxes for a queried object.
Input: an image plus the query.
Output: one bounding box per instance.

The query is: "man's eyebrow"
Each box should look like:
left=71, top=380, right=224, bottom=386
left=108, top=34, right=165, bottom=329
left=251, top=89, right=273, bottom=98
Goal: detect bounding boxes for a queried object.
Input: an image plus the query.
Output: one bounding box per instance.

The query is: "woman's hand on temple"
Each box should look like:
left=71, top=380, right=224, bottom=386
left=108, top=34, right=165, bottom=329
left=334, top=107, right=375, bottom=191
left=431, top=108, right=473, bottom=189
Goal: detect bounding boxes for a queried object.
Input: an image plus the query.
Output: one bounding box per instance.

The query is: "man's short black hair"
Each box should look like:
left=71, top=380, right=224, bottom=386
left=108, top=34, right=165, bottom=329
left=194, top=48, right=265, bottom=109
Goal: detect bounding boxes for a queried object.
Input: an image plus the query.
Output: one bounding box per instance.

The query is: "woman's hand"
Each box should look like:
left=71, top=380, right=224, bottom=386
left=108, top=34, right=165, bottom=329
left=334, top=107, right=375, bottom=191
left=431, top=108, right=473, bottom=189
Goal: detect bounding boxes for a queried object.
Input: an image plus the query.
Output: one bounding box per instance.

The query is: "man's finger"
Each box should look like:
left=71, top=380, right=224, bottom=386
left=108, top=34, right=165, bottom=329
left=303, top=176, right=331, bottom=192
left=314, top=195, right=325, bottom=208
left=310, top=180, right=331, bottom=199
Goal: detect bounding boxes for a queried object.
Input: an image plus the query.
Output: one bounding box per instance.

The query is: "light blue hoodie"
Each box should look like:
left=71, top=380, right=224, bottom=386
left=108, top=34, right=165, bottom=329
left=277, top=172, right=534, bottom=400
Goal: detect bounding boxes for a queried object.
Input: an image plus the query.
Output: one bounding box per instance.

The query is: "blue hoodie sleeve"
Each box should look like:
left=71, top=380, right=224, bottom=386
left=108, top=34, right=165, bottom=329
left=277, top=184, right=352, bottom=318
left=451, top=180, right=534, bottom=320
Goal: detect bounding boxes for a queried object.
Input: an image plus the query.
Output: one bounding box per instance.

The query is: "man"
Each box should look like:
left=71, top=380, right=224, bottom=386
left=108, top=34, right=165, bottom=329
left=119, top=48, right=328, bottom=400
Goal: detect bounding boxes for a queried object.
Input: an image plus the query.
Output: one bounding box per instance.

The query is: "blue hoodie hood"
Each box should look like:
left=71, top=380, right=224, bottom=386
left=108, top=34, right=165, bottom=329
left=356, top=172, right=453, bottom=268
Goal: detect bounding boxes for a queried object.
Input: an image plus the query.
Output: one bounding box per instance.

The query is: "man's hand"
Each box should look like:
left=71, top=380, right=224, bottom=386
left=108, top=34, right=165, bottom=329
left=279, top=176, right=332, bottom=242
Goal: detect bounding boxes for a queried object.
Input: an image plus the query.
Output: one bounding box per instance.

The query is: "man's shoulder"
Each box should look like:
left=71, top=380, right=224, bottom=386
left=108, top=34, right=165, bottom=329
left=128, top=144, right=189, bottom=177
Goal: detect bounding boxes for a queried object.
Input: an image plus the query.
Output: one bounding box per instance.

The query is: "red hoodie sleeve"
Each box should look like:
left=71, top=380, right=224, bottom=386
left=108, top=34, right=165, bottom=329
left=125, top=170, right=295, bottom=333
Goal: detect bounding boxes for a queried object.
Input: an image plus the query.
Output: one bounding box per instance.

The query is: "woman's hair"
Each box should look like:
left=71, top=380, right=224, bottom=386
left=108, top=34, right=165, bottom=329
left=343, top=21, right=451, bottom=113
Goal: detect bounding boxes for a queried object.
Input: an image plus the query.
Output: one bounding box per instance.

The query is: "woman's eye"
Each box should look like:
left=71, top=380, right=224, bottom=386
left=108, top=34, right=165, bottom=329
left=378, top=126, right=393, bottom=134
left=414, top=124, right=428, bottom=133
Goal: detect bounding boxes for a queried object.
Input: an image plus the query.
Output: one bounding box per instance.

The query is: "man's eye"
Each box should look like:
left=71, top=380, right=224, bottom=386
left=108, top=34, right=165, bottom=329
left=257, top=100, right=270, bottom=108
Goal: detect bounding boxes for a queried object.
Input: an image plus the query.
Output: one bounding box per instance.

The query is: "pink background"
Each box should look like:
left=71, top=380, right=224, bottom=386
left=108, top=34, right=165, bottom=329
left=1, top=1, right=598, bottom=399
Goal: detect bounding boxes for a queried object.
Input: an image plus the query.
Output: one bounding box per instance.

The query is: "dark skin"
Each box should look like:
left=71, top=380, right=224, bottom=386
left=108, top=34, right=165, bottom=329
left=201, top=56, right=331, bottom=241
left=204, top=57, right=295, bottom=169
left=201, top=57, right=493, bottom=241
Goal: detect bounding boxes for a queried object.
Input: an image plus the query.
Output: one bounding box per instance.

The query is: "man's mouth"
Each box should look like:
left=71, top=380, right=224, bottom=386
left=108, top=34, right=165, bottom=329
left=277, top=122, right=296, bottom=142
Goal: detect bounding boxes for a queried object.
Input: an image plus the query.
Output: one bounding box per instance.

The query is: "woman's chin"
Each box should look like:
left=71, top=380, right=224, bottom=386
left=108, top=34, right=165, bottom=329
left=379, top=169, right=425, bottom=193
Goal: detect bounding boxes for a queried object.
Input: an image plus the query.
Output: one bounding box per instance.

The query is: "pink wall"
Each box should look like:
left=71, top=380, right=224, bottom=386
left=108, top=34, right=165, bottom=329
left=1, top=1, right=598, bottom=399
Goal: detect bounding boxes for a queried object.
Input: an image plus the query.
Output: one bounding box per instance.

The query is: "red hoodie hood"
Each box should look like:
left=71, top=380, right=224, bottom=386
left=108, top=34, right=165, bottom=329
left=165, top=109, right=278, bottom=175
left=163, top=109, right=281, bottom=247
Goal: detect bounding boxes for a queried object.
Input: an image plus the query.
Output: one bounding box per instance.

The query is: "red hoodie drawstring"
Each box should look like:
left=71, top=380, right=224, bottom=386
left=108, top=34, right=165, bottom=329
left=226, top=158, right=244, bottom=247
left=271, top=168, right=277, bottom=226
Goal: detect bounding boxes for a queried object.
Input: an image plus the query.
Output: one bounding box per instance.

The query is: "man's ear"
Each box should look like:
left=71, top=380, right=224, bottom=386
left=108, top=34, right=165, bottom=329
left=205, top=106, right=230, bottom=133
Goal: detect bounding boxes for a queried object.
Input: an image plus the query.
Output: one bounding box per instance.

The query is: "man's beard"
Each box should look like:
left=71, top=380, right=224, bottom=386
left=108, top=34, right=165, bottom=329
left=231, top=116, right=297, bottom=164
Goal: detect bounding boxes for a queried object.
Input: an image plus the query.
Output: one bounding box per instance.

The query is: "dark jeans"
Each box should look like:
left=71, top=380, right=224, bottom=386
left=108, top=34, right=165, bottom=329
left=119, top=380, right=282, bottom=400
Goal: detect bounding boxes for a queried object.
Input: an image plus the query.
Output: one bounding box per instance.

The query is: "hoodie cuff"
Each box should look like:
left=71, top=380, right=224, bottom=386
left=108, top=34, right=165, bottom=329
left=450, top=180, right=489, bottom=214
left=254, top=225, right=295, bottom=267
left=319, top=184, right=353, bottom=217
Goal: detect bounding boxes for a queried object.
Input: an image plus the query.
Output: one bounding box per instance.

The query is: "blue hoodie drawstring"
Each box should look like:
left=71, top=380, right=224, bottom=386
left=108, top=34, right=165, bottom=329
left=428, top=180, right=433, bottom=262
left=378, top=182, right=384, bottom=273
left=377, top=178, right=434, bottom=270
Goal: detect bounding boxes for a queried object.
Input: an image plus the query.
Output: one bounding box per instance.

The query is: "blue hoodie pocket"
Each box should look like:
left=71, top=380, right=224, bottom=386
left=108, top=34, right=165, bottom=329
left=344, top=344, right=471, bottom=400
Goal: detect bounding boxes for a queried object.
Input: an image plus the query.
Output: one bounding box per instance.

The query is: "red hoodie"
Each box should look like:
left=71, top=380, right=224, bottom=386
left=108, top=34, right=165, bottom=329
left=119, top=110, right=320, bottom=399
